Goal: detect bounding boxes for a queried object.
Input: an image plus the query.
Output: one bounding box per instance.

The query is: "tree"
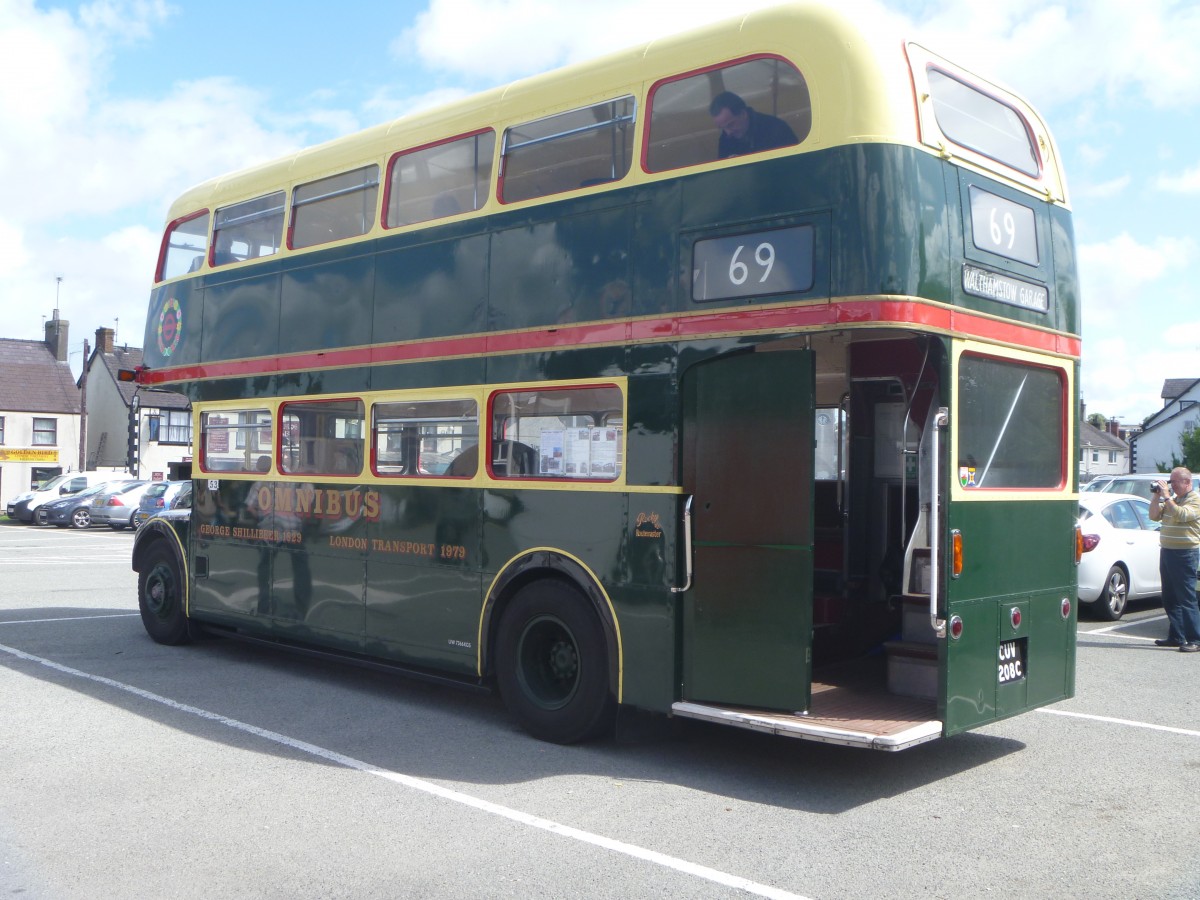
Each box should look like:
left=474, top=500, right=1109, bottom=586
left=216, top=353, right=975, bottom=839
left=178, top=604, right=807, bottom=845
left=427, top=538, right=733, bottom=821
left=1169, top=425, right=1200, bottom=471
left=1087, top=412, right=1107, bottom=429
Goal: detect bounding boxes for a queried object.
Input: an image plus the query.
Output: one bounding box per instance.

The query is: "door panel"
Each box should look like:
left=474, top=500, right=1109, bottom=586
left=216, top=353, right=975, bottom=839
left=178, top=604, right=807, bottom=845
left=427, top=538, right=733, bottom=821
left=681, top=349, right=814, bottom=711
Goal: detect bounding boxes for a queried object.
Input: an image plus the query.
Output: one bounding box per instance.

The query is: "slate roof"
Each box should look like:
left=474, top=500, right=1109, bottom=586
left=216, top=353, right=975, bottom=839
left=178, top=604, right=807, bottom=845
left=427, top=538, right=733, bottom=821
left=1162, top=378, right=1200, bottom=402
left=0, top=338, right=80, bottom=415
left=1080, top=420, right=1127, bottom=451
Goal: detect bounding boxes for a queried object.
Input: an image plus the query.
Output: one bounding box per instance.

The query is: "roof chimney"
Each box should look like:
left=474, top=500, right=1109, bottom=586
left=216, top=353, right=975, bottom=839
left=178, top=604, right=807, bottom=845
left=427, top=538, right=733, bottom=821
left=1108, top=418, right=1120, bottom=437
left=95, top=326, right=115, bottom=354
left=44, top=310, right=69, bottom=362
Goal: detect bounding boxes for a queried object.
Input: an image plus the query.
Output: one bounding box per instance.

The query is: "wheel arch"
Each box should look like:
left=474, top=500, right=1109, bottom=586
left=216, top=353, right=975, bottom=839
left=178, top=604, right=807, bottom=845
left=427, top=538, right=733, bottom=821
left=132, top=521, right=191, bottom=615
left=478, top=549, right=623, bottom=704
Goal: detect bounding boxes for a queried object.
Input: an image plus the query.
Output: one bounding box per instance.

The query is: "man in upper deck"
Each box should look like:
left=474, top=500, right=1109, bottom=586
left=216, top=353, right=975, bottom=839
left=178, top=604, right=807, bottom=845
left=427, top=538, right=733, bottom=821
left=710, top=91, right=800, bottom=159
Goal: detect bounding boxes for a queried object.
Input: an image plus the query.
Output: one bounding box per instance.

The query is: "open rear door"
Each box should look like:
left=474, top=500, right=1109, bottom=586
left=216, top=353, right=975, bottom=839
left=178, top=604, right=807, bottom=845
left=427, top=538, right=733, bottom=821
left=681, top=348, right=815, bottom=712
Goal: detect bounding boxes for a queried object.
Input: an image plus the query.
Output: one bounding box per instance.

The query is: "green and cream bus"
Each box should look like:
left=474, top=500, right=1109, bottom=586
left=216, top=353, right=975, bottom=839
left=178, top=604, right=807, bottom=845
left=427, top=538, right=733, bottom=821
left=132, top=3, right=1080, bottom=749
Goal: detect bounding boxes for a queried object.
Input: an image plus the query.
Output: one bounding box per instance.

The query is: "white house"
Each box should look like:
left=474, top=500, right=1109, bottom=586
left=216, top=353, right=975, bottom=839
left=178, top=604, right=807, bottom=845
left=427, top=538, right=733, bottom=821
left=0, top=315, right=83, bottom=509
left=1130, top=378, right=1200, bottom=473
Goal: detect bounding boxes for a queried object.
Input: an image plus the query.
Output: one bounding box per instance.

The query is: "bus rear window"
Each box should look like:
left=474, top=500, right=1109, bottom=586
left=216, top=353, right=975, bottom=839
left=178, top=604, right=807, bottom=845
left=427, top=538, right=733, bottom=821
left=957, top=356, right=1062, bottom=489
left=501, top=97, right=635, bottom=203
left=158, top=211, right=210, bottom=281
left=386, top=131, right=495, bottom=227
left=372, top=398, right=479, bottom=477
left=280, top=399, right=365, bottom=476
left=290, top=165, right=380, bottom=249
left=490, top=386, right=623, bottom=480
left=211, top=192, right=285, bottom=266
left=646, top=57, right=809, bottom=173
left=201, top=409, right=273, bottom=473
left=928, top=69, right=1039, bottom=177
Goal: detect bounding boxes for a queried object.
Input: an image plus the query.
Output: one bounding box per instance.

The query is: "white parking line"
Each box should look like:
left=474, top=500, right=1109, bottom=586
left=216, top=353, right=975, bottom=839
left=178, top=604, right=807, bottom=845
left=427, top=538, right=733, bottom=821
left=1038, top=708, right=1200, bottom=740
left=0, top=641, right=810, bottom=900
left=1081, top=614, right=1168, bottom=642
left=0, top=614, right=139, bottom=626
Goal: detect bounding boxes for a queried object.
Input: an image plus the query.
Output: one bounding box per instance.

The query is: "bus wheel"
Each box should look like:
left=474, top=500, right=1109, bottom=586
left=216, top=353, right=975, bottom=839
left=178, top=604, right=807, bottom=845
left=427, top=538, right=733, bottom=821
left=138, top=543, right=192, bottom=645
left=496, top=580, right=614, bottom=744
left=1096, top=565, right=1128, bottom=621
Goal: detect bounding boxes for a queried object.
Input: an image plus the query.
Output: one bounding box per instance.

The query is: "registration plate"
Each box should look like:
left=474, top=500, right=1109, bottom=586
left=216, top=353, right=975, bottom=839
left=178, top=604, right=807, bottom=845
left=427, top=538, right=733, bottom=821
left=998, top=638, right=1027, bottom=685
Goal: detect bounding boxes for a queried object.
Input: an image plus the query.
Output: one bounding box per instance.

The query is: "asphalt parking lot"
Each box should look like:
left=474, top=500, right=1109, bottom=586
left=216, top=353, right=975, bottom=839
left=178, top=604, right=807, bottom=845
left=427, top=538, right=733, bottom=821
left=2, top=520, right=1199, bottom=899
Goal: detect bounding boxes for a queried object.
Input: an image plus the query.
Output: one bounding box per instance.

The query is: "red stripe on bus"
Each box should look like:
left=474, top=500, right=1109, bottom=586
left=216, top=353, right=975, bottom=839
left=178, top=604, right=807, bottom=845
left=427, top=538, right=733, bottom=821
left=137, top=299, right=1080, bottom=384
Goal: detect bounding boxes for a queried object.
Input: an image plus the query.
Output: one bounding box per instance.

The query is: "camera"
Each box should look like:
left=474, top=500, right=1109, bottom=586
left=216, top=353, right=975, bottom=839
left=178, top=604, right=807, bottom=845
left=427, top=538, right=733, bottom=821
left=1151, top=483, right=1162, bottom=493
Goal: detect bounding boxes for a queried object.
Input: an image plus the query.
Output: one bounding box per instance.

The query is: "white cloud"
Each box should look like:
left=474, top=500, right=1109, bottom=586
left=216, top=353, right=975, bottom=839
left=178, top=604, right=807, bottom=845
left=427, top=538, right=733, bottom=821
left=1076, top=175, right=1130, bottom=199
left=1155, top=161, right=1200, bottom=193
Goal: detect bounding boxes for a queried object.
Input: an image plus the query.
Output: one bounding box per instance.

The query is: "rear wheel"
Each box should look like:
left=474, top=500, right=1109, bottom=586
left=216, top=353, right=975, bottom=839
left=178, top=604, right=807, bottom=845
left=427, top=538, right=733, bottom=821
left=495, top=580, right=614, bottom=744
left=1096, top=564, right=1129, bottom=621
left=70, top=508, right=91, bottom=529
left=138, top=542, right=192, bottom=644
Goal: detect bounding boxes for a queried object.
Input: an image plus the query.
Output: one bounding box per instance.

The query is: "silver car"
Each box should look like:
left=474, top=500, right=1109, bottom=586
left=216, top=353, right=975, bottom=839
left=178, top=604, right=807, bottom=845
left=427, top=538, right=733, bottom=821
left=90, top=481, right=152, bottom=530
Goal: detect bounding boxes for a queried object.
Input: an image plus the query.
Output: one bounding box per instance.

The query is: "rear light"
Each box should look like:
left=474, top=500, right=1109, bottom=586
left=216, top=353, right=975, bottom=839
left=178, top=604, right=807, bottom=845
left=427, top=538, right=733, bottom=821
left=949, top=615, right=963, bottom=640
left=1010, top=607, right=1022, bottom=629
left=1061, top=597, right=1072, bottom=619
left=950, top=529, right=963, bottom=578
left=1081, top=533, right=1100, bottom=553
left=107, top=497, right=125, bottom=506
left=155, top=499, right=165, bottom=508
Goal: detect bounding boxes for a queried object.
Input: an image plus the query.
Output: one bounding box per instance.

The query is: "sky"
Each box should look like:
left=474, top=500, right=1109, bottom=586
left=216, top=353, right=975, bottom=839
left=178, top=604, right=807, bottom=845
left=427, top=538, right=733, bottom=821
left=1, top=0, right=1198, bottom=428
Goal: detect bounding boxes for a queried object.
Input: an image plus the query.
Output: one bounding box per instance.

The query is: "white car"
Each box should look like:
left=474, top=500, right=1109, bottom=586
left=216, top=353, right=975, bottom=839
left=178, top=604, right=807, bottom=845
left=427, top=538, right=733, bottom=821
left=1077, top=492, right=1162, bottom=620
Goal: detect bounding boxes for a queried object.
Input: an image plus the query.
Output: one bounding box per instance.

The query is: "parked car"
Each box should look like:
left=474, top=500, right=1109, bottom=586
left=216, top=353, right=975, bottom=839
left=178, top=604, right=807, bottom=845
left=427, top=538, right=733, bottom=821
left=89, top=481, right=152, bottom=530
left=1077, top=492, right=1163, bottom=621
left=132, top=480, right=193, bottom=528
left=13, top=472, right=118, bottom=524
left=1084, top=472, right=1199, bottom=502
left=38, top=481, right=135, bottom=528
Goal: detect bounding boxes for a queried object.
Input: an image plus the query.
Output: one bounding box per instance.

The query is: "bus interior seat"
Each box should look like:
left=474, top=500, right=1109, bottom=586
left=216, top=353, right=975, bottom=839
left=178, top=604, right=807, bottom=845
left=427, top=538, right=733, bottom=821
left=491, top=440, right=537, bottom=477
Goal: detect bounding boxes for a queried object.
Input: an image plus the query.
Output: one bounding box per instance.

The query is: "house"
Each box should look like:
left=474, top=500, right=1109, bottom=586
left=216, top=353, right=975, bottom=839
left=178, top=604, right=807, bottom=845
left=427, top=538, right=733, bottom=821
left=1129, top=378, right=1200, bottom=473
left=81, top=327, right=192, bottom=481
left=0, top=315, right=83, bottom=509
left=1079, top=419, right=1129, bottom=482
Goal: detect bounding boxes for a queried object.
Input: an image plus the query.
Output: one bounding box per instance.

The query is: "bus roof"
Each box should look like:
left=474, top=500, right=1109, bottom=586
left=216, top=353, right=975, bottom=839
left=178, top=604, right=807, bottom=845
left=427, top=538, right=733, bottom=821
left=165, top=2, right=1066, bottom=225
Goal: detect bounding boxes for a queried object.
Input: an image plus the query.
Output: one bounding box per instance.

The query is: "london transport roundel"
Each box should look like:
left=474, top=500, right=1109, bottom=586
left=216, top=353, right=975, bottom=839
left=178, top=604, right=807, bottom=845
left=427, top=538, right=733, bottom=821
left=157, top=297, right=182, bottom=357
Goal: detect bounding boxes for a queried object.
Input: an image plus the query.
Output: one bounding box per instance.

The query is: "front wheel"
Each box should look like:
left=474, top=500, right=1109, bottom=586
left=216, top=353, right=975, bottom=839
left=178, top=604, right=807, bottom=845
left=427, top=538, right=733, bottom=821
left=138, top=542, right=192, bottom=644
left=1096, top=565, right=1129, bottom=621
left=71, top=508, right=91, bottom=529
left=495, top=580, right=614, bottom=744
left=34, top=508, right=48, bottom=526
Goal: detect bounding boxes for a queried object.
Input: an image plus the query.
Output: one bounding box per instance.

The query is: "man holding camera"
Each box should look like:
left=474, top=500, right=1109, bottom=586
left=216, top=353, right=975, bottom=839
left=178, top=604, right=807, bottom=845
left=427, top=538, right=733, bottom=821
left=1148, top=466, right=1200, bottom=652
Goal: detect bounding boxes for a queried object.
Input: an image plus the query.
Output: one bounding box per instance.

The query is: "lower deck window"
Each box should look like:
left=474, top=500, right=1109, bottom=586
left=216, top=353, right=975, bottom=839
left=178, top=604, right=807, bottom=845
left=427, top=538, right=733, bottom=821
left=280, top=399, right=365, bottom=476
left=957, top=355, right=1063, bottom=489
left=372, top=398, right=478, bottom=478
left=490, top=386, right=623, bottom=480
left=201, top=410, right=272, bottom=473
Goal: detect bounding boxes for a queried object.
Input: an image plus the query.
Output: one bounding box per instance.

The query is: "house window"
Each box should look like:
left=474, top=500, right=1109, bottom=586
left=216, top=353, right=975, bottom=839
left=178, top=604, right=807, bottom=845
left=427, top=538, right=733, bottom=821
left=162, top=410, right=192, bottom=445
left=148, top=416, right=161, bottom=442
left=1108, top=450, right=1117, bottom=464
left=32, top=418, right=57, bottom=446
left=1092, top=450, right=1099, bottom=462
left=0, top=416, right=5, bottom=444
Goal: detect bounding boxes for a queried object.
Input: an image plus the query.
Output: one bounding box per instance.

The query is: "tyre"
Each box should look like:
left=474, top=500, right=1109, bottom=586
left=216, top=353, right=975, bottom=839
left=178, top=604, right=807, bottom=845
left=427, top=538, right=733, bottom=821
left=34, top=508, right=48, bottom=526
left=495, top=580, right=614, bottom=744
left=71, top=508, right=91, bottom=529
left=1096, top=564, right=1129, bottom=621
left=137, top=542, right=192, bottom=644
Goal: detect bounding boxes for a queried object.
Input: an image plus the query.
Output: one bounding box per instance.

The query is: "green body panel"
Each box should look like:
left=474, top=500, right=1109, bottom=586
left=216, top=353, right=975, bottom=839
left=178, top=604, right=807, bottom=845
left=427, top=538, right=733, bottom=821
left=942, top=499, right=1078, bottom=734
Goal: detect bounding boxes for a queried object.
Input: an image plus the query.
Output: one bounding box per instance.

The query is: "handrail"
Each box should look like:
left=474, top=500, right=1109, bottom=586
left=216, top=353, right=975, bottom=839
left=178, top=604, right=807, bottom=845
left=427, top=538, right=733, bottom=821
left=671, top=494, right=694, bottom=594
left=929, top=407, right=948, bottom=637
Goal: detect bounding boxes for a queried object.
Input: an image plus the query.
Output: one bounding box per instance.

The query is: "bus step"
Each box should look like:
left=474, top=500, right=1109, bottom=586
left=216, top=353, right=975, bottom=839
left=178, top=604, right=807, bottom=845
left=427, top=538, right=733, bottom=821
left=883, top=640, right=938, bottom=700
left=671, top=695, right=941, bottom=751
left=898, top=595, right=941, bottom=644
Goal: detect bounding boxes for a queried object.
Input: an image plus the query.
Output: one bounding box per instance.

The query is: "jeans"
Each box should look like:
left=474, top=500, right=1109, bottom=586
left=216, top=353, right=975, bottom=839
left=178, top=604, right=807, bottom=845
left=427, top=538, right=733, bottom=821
left=1159, top=547, right=1200, bottom=644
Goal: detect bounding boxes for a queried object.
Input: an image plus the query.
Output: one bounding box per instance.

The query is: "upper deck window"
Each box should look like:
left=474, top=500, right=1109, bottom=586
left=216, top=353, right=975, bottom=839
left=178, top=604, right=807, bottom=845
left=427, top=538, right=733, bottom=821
left=501, top=97, right=635, bottom=203
left=290, top=165, right=380, bottom=249
left=157, top=211, right=210, bottom=281
left=646, top=57, right=810, bottom=173
left=928, top=69, right=1039, bottom=177
left=386, top=131, right=495, bottom=227
left=211, top=192, right=285, bottom=267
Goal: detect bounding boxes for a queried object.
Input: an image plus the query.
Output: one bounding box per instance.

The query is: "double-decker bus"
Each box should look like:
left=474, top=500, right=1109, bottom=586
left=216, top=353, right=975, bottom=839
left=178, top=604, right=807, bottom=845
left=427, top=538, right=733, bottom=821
left=131, top=3, right=1080, bottom=750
